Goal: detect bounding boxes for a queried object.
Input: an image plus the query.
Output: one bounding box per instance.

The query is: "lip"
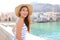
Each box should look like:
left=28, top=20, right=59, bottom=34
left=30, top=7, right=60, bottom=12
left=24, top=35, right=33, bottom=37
left=24, top=14, right=27, bottom=16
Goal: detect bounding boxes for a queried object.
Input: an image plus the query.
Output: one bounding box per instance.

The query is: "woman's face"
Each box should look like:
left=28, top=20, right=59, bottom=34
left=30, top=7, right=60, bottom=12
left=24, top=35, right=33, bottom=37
left=20, top=7, right=29, bottom=18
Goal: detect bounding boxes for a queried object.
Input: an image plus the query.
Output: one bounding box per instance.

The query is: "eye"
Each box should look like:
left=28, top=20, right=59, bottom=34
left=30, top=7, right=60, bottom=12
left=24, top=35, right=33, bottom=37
left=22, top=9, right=25, bottom=11
left=26, top=10, right=28, bottom=11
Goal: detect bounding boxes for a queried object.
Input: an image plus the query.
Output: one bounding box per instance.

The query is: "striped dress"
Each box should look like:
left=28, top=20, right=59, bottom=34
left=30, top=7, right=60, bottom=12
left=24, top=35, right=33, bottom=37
left=13, top=18, right=28, bottom=40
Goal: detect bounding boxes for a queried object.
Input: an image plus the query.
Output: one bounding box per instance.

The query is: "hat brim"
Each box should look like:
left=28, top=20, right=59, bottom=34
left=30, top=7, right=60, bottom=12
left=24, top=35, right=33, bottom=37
left=15, top=4, right=33, bottom=17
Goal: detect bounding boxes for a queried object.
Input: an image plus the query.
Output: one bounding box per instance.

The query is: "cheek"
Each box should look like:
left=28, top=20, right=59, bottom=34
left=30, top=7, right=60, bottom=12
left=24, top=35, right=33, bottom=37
left=23, top=11, right=28, bottom=16
left=26, top=12, right=28, bottom=15
left=20, top=11, right=24, bottom=15
left=20, top=11, right=29, bottom=17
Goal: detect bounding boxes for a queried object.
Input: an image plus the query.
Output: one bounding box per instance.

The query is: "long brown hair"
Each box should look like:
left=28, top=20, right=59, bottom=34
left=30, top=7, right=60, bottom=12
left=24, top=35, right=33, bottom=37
left=18, top=6, right=30, bottom=31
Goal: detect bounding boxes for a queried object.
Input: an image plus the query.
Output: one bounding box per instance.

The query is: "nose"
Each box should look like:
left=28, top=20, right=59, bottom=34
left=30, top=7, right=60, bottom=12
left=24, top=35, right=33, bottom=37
left=24, top=11, right=28, bottom=14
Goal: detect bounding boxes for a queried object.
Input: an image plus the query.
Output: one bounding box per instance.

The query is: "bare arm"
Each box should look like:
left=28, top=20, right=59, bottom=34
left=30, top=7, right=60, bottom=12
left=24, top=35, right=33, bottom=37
left=16, top=18, right=24, bottom=40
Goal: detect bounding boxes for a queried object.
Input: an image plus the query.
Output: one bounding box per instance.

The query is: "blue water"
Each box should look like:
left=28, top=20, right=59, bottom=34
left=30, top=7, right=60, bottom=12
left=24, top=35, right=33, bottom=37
left=30, top=22, right=60, bottom=40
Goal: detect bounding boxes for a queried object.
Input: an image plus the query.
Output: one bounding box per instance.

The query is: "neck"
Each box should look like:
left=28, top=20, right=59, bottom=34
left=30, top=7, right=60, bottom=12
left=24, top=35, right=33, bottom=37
left=20, top=16, right=25, bottom=20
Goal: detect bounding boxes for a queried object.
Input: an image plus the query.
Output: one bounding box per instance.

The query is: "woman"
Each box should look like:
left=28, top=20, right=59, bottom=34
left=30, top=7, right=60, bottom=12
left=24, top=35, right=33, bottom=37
left=12, top=4, right=33, bottom=40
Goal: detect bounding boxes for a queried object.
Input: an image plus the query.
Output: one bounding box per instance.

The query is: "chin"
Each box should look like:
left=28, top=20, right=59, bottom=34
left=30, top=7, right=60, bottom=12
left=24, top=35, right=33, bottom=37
left=24, top=15, right=27, bottom=18
left=24, top=16, right=27, bottom=18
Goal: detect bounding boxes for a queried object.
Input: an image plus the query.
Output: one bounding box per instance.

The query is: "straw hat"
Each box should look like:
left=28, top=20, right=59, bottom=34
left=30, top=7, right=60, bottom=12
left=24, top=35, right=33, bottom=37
left=15, top=4, right=33, bottom=17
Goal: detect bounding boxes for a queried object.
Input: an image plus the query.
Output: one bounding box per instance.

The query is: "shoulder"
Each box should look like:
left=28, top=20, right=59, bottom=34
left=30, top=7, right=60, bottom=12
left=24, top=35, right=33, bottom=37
left=16, top=18, right=23, bottom=28
left=17, top=18, right=21, bottom=23
left=16, top=18, right=19, bottom=23
left=16, top=18, right=24, bottom=25
left=15, top=18, right=21, bottom=25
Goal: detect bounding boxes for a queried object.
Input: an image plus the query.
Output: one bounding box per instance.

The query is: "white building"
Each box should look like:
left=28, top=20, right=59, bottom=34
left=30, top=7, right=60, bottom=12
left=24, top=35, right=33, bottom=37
left=44, top=12, right=60, bottom=21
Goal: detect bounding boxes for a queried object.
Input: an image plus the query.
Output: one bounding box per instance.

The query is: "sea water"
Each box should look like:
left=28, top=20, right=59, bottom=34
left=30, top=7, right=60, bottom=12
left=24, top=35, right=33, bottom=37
left=30, top=22, right=60, bottom=40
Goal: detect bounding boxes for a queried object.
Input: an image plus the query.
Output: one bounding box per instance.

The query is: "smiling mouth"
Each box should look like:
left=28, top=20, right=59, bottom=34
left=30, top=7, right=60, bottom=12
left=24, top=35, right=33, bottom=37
left=24, top=14, right=27, bottom=16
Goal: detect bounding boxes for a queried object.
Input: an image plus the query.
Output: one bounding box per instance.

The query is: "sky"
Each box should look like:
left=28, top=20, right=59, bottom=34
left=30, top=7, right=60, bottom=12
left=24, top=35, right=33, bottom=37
left=0, top=0, right=60, bottom=13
